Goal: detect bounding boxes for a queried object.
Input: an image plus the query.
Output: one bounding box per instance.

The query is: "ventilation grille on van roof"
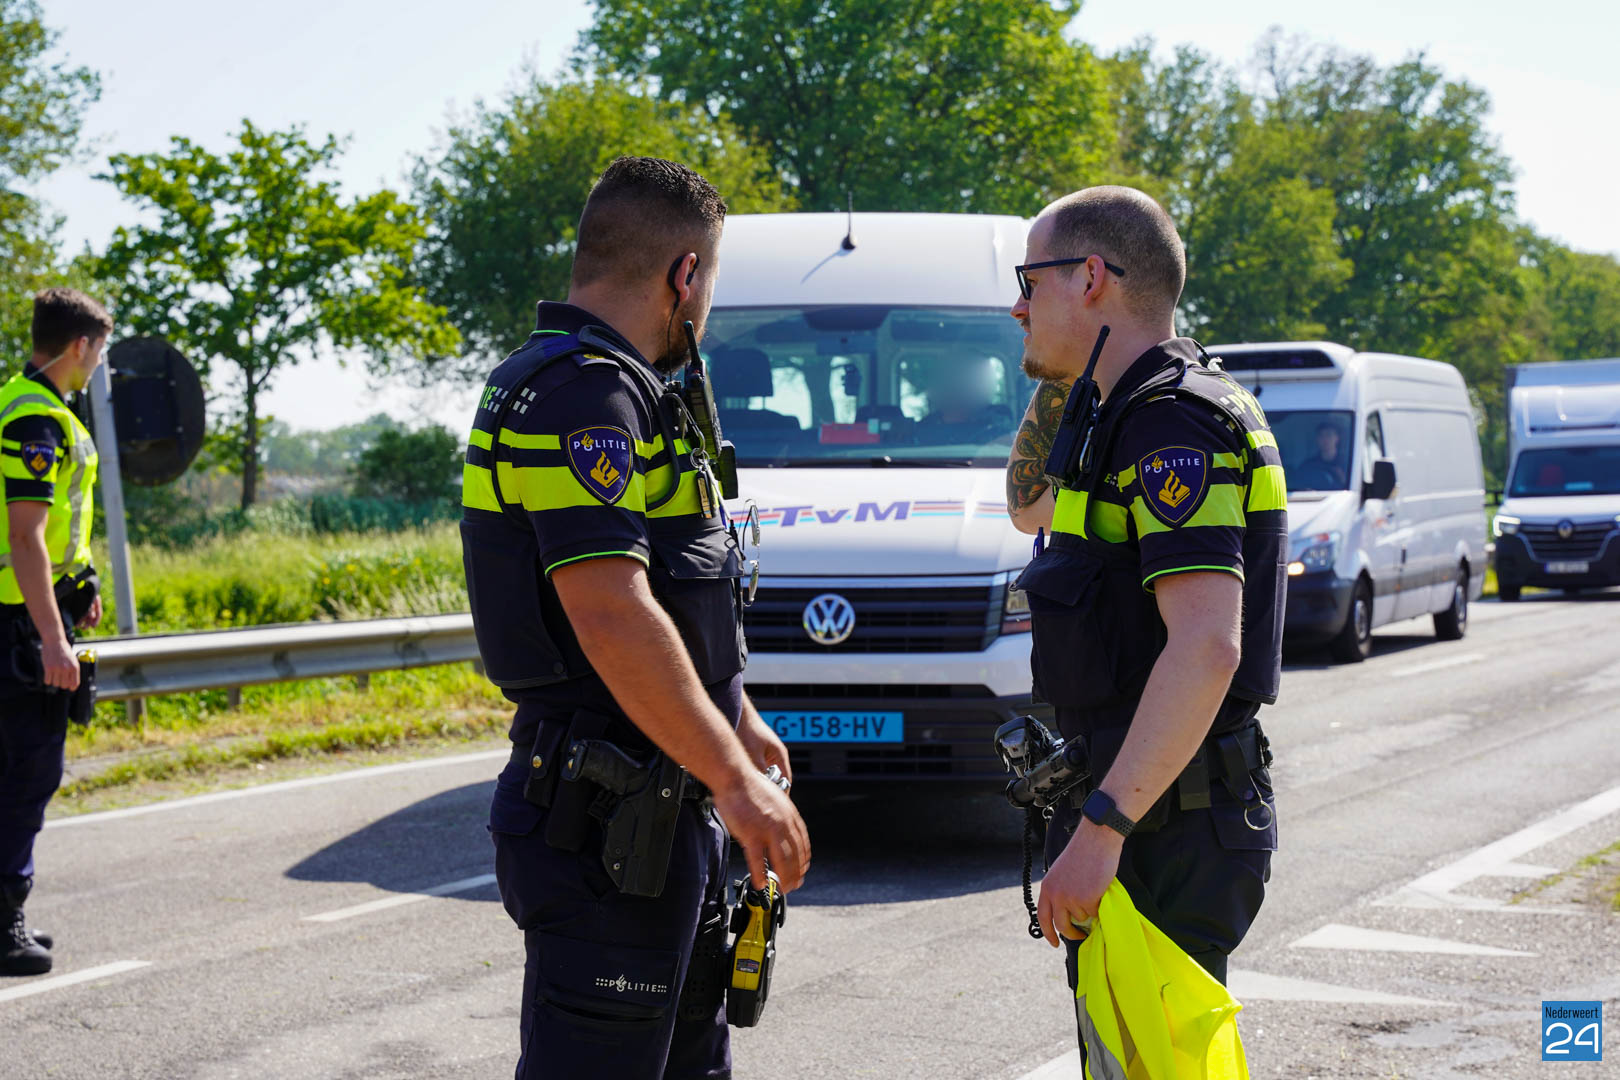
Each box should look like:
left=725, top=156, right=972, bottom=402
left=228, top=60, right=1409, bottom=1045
left=1214, top=348, right=1338, bottom=372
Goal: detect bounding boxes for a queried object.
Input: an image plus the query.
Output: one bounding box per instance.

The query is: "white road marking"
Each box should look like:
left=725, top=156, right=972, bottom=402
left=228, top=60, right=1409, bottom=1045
left=0, top=960, right=151, bottom=1004
left=1377, top=782, right=1620, bottom=912
left=1228, top=968, right=1453, bottom=1006
left=1012, top=968, right=1453, bottom=1077
left=46, top=749, right=510, bottom=830
left=301, top=873, right=498, bottom=923
left=1491, top=861, right=1559, bottom=878
left=1289, top=922, right=1535, bottom=956
left=1388, top=652, right=1484, bottom=678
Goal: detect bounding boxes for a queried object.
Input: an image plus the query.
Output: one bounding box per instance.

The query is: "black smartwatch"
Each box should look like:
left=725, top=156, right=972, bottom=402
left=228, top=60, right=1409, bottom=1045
left=1080, top=789, right=1136, bottom=837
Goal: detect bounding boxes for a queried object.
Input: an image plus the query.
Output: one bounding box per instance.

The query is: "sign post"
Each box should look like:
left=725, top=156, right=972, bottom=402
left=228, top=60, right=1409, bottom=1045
left=87, top=361, right=141, bottom=726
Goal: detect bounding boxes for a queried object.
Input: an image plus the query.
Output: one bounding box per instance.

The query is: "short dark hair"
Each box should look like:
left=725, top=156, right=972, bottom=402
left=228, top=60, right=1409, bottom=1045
left=31, top=288, right=114, bottom=357
left=1043, top=186, right=1185, bottom=319
left=570, top=157, right=728, bottom=289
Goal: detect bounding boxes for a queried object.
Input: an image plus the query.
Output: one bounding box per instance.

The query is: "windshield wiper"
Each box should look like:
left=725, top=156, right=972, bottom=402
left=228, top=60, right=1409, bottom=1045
left=869, top=457, right=975, bottom=467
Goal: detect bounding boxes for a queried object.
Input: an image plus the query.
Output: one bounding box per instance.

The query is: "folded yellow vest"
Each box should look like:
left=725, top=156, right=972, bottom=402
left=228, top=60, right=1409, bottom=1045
left=1074, top=881, right=1250, bottom=1080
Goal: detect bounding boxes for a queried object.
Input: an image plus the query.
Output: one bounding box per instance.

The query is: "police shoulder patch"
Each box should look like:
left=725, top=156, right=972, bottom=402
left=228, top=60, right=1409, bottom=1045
left=1137, top=445, right=1209, bottom=527
left=565, top=426, right=634, bottom=504
left=20, top=441, right=57, bottom=479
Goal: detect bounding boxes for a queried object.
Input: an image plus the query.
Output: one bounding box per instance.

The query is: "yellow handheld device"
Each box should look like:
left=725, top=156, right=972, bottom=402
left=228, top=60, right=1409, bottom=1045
left=726, top=868, right=785, bottom=1027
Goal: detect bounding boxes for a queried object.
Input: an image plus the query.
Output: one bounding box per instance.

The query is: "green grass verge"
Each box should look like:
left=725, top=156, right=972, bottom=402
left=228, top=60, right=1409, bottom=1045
left=1511, top=839, right=1620, bottom=905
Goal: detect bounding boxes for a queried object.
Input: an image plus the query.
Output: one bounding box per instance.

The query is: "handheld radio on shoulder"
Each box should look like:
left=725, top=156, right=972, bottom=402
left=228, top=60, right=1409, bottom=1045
left=1042, top=324, right=1111, bottom=491
left=681, top=320, right=739, bottom=500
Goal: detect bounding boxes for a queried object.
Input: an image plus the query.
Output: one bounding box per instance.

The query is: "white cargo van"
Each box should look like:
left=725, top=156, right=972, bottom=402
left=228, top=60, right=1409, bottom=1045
left=1493, top=358, right=1620, bottom=600
left=1213, top=342, right=1487, bottom=662
left=708, top=213, right=1041, bottom=780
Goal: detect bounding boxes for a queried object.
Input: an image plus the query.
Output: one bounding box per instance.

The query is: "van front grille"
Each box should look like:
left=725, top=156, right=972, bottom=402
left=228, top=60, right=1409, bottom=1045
left=744, top=583, right=1004, bottom=653
left=1519, top=522, right=1613, bottom=561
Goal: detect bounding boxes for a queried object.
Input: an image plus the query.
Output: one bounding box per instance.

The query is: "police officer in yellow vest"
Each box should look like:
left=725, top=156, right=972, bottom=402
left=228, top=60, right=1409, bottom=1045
left=1005, top=189, right=1285, bottom=1045
left=461, top=158, right=809, bottom=1078
left=0, top=288, right=108, bottom=976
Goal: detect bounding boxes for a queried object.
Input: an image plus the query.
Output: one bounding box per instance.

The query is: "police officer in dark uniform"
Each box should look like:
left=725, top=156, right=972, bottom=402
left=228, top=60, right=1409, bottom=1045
left=1, top=288, right=110, bottom=976
left=1004, top=188, right=1285, bottom=1015
left=461, top=157, right=810, bottom=1079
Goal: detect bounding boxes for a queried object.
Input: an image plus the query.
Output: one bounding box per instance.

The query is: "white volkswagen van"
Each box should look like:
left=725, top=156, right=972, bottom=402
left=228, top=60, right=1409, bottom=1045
left=1213, top=342, right=1487, bottom=662
left=708, top=213, right=1041, bottom=780
left=1492, top=358, right=1620, bottom=600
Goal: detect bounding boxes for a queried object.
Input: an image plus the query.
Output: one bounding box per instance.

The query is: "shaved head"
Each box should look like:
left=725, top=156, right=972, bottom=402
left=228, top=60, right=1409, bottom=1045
left=1039, top=186, right=1185, bottom=320
left=570, top=156, right=728, bottom=290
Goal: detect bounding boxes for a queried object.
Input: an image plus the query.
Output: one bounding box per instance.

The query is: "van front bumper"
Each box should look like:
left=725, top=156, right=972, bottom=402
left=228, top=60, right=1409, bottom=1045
left=742, top=632, right=1042, bottom=781
left=1283, top=569, right=1354, bottom=643
left=1495, top=533, right=1620, bottom=589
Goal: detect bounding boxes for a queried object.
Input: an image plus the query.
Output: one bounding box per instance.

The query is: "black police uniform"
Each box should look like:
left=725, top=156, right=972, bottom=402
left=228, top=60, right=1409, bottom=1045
left=0, top=365, right=99, bottom=975
left=461, top=303, right=747, bottom=1079
left=1017, top=338, right=1286, bottom=990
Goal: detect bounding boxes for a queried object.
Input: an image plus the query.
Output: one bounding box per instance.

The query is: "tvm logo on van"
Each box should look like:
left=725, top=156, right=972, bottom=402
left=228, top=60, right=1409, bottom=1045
left=729, top=499, right=1009, bottom=528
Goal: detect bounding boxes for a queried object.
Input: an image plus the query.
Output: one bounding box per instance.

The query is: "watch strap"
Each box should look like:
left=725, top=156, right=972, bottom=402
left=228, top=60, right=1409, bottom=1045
left=1081, top=789, right=1136, bottom=837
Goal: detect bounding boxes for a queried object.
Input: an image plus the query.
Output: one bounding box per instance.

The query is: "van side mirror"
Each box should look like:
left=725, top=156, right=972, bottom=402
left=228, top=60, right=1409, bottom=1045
left=1363, top=458, right=1396, bottom=501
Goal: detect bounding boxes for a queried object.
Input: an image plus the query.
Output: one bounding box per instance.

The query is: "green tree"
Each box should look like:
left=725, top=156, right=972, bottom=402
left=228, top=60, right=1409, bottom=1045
left=580, top=0, right=1112, bottom=214
left=413, top=77, right=790, bottom=366
left=0, top=0, right=100, bottom=364
left=97, top=122, right=461, bottom=508
left=351, top=424, right=461, bottom=502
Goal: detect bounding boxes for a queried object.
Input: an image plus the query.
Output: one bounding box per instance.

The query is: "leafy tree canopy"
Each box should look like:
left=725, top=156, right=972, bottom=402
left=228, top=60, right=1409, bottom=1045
left=98, top=122, right=460, bottom=507
left=413, top=76, right=790, bottom=367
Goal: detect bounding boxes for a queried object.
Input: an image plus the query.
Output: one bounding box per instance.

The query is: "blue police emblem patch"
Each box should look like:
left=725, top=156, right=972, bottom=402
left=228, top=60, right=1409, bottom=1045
left=19, top=441, right=57, bottom=479
left=566, top=426, right=634, bottom=504
left=1138, top=446, right=1208, bottom=527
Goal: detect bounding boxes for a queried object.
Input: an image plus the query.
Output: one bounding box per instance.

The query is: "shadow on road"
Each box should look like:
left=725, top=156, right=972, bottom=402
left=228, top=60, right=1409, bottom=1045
left=285, top=781, right=499, bottom=903
left=280, top=773, right=1026, bottom=909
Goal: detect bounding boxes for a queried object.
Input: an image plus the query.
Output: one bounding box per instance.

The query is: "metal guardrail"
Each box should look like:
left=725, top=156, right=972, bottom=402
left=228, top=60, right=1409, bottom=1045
left=89, top=614, right=477, bottom=702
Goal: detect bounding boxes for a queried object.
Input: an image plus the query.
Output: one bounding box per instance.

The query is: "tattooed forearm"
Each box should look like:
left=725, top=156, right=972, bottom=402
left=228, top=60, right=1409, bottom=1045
left=1006, top=379, right=1071, bottom=513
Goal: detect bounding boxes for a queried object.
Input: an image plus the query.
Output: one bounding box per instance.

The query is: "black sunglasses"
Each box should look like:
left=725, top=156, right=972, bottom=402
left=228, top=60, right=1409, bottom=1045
left=1015, top=256, right=1126, bottom=300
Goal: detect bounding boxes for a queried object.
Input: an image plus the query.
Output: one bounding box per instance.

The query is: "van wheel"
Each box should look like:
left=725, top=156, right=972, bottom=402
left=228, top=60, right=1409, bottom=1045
left=1434, top=568, right=1468, bottom=640
left=1330, top=579, right=1374, bottom=663
left=1499, top=584, right=1521, bottom=603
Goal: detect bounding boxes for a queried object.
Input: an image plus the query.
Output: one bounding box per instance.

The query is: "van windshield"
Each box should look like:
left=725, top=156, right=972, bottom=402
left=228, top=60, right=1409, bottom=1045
left=1508, top=446, right=1620, bottom=497
left=1264, top=410, right=1357, bottom=492
left=703, top=306, right=1034, bottom=466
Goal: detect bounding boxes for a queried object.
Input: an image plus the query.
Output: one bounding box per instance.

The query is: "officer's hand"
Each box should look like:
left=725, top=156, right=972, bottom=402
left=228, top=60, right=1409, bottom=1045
left=77, top=595, right=102, bottom=629
left=42, top=636, right=80, bottom=692
left=737, top=706, right=793, bottom=787
left=713, top=771, right=811, bottom=894
left=1036, top=820, right=1123, bottom=948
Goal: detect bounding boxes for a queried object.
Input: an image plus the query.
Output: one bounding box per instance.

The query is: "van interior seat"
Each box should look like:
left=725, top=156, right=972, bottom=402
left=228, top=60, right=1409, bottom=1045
left=713, top=346, right=799, bottom=431
left=856, top=404, right=908, bottom=424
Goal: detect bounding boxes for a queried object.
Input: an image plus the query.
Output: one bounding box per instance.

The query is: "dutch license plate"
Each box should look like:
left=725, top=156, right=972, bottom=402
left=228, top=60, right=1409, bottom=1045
left=1546, top=561, right=1590, bottom=575
left=766, top=711, right=903, bottom=743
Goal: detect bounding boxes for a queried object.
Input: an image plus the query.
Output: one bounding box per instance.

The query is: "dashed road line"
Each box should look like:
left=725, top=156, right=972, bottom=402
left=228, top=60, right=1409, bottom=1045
left=45, top=750, right=509, bottom=830
left=1389, top=651, right=1484, bottom=678
left=301, top=873, right=498, bottom=923
left=1289, top=922, right=1535, bottom=956
left=1377, top=782, right=1620, bottom=911
left=0, top=960, right=151, bottom=1004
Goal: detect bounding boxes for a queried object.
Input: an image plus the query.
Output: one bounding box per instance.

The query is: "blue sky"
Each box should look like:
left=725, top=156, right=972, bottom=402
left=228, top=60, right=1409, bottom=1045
left=34, top=0, right=1620, bottom=431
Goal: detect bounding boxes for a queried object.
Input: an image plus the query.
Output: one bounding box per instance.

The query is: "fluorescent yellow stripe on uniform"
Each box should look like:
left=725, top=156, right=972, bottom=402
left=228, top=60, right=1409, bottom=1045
left=462, top=463, right=500, bottom=511
left=1247, top=464, right=1287, bottom=511
left=498, top=462, right=648, bottom=512
left=1050, top=489, right=1090, bottom=538
left=648, top=469, right=710, bottom=518
left=1212, top=451, right=1243, bottom=471
left=1130, top=483, right=1246, bottom=536
left=496, top=430, right=560, bottom=450
left=1246, top=430, right=1278, bottom=451
left=1088, top=500, right=1130, bottom=543
left=1116, top=465, right=1138, bottom=489
left=0, top=455, right=55, bottom=483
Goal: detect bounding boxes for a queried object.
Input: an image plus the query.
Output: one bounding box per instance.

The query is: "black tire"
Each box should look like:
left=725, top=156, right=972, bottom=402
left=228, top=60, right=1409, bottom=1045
left=1330, top=579, right=1374, bottom=663
left=1434, top=567, right=1468, bottom=640
left=1499, top=584, right=1522, bottom=603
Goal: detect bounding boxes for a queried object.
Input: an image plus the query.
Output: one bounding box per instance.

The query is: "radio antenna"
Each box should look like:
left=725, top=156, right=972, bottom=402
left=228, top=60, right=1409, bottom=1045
left=841, top=191, right=856, bottom=251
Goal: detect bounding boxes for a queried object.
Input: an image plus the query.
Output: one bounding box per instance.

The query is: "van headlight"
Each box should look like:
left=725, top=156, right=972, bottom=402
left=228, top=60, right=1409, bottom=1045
left=1001, top=584, right=1031, bottom=634
left=1492, top=515, right=1520, bottom=537
left=1288, top=532, right=1339, bottom=577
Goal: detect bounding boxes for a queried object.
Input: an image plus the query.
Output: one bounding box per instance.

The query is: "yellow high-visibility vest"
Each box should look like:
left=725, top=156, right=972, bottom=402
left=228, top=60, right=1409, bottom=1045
left=1075, top=880, right=1250, bottom=1080
left=0, top=370, right=98, bottom=605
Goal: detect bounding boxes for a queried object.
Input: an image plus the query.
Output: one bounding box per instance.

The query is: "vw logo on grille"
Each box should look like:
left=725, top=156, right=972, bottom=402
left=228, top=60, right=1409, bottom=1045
left=803, top=593, right=856, bottom=646
left=1557, top=519, right=1575, bottom=540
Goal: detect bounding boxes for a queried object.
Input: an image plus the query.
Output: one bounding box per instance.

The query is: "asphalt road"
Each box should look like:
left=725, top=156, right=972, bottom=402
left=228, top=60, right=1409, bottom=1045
left=6, top=590, right=1619, bottom=1079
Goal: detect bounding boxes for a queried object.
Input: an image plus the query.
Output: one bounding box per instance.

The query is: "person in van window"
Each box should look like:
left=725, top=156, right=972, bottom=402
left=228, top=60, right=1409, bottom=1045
left=1004, top=186, right=1285, bottom=1059
left=1294, top=421, right=1348, bottom=490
